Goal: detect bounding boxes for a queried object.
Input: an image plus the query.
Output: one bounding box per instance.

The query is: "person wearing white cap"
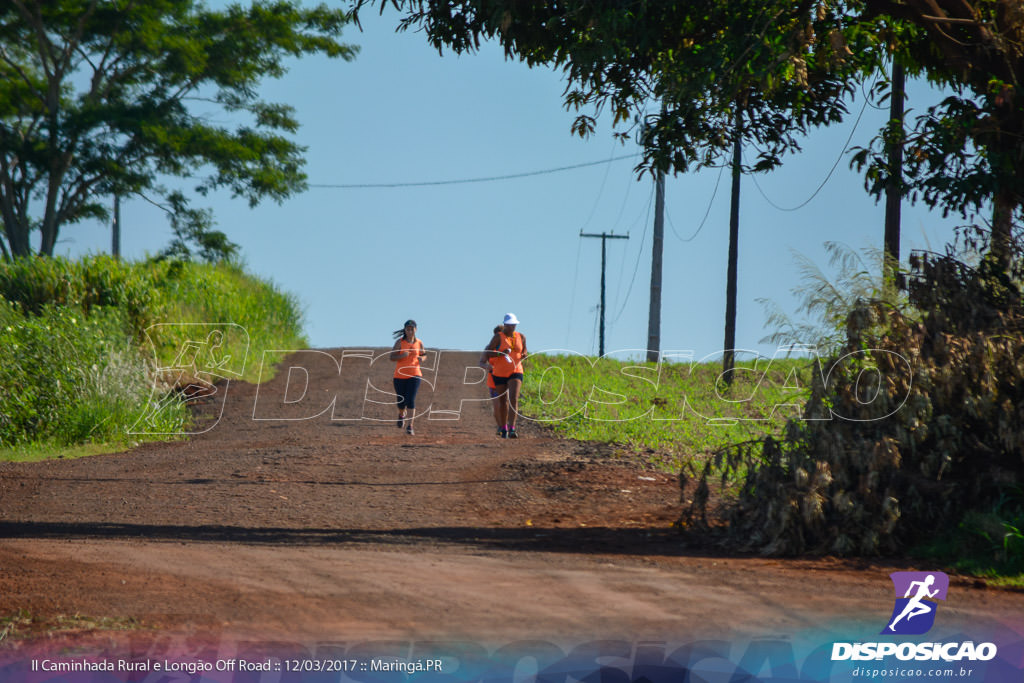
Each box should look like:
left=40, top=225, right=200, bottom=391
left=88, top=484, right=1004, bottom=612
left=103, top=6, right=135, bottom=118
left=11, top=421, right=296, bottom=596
left=483, top=313, right=528, bottom=438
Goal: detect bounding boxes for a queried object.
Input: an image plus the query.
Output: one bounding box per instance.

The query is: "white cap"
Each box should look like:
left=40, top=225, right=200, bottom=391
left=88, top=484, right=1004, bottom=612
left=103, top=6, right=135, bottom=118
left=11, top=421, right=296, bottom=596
left=503, top=312, right=520, bottom=326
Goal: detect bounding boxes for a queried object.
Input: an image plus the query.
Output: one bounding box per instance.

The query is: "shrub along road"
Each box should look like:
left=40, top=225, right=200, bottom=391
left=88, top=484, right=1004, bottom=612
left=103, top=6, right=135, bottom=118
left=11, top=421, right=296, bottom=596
left=0, top=349, right=1021, bottom=647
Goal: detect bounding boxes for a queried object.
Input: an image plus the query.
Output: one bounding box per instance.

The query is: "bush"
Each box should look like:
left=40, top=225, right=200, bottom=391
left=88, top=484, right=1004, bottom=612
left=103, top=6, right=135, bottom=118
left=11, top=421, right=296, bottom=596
left=0, top=300, right=185, bottom=447
left=0, top=255, right=158, bottom=336
left=681, top=249, right=1024, bottom=563
left=0, top=255, right=306, bottom=450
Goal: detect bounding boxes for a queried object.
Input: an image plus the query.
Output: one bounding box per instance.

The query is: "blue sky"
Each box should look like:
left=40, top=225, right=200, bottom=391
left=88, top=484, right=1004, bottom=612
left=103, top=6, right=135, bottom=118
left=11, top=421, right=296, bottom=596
left=60, top=6, right=963, bottom=362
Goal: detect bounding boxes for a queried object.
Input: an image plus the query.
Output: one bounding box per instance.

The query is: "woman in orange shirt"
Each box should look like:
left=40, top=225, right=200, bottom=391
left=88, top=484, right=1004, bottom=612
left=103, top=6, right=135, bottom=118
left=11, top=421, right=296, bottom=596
left=483, top=313, right=528, bottom=438
left=390, top=319, right=426, bottom=435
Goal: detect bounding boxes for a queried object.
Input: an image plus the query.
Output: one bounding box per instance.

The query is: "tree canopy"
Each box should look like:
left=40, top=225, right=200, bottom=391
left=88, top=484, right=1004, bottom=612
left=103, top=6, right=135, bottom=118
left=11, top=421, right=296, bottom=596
left=0, top=0, right=357, bottom=258
left=354, top=1, right=870, bottom=174
left=354, top=0, right=1024, bottom=266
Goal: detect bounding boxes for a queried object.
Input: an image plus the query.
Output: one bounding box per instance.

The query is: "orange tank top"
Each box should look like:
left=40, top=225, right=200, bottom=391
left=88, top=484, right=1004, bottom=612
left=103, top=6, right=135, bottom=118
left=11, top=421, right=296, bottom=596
left=394, top=338, right=423, bottom=378
left=492, top=331, right=523, bottom=377
left=486, top=356, right=499, bottom=390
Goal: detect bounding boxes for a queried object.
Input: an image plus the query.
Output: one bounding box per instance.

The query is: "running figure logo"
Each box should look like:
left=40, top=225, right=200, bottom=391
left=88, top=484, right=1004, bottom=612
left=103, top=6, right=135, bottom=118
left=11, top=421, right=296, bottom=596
left=882, top=571, right=949, bottom=635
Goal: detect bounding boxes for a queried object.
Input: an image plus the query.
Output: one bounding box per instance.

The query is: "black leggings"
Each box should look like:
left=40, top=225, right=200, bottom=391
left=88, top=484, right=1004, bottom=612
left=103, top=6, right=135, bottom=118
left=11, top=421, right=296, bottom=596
left=393, top=377, right=421, bottom=410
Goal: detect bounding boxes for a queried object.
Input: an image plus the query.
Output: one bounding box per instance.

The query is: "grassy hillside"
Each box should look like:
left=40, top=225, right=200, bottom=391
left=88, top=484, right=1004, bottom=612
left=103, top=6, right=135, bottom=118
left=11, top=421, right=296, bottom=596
left=0, top=255, right=305, bottom=457
left=519, top=352, right=812, bottom=470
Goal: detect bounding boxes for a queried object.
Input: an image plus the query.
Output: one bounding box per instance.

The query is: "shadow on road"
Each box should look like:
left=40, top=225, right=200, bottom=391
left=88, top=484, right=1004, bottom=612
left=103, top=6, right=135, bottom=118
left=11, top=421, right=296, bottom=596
left=0, top=520, right=702, bottom=557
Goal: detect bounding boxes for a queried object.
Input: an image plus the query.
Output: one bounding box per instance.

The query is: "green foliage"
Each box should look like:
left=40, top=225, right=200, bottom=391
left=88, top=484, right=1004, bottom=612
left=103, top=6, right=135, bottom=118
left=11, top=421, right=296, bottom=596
left=851, top=3, right=1024, bottom=229
left=519, top=353, right=811, bottom=471
left=360, top=1, right=1024, bottom=269
left=146, top=258, right=305, bottom=382
left=0, top=254, right=158, bottom=335
left=157, top=191, right=240, bottom=263
left=758, top=241, right=912, bottom=355
left=682, top=249, right=1024, bottom=557
left=355, top=1, right=868, bottom=178
left=0, top=255, right=306, bottom=451
left=913, top=489, right=1024, bottom=585
left=0, top=299, right=181, bottom=448
left=0, top=0, right=358, bottom=257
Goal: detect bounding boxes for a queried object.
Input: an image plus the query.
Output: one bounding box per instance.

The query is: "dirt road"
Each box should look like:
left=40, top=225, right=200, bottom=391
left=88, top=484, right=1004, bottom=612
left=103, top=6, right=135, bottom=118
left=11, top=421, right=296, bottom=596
left=1, top=348, right=1022, bottom=649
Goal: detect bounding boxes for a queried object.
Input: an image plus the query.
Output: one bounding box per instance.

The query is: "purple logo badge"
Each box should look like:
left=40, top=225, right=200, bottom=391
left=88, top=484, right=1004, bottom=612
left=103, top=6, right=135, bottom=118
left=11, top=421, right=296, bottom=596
left=882, top=571, right=949, bottom=635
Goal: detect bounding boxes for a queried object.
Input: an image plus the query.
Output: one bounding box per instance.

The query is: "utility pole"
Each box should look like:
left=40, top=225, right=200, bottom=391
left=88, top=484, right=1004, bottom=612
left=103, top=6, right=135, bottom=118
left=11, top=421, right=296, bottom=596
left=112, top=194, right=121, bottom=258
left=580, top=231, right=629, bottom=356
left=723, top=106, right=742, bottom=386
left=646, top=171, right=665, bottom=363
left=884, top=60, right=905, bottom=286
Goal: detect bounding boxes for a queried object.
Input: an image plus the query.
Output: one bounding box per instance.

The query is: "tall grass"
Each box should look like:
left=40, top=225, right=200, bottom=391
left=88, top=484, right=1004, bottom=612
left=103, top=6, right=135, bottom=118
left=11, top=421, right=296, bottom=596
left=909, top=489, right=1024, bottom=588
left=519, top=352, right=812, bottom=470
left=146, top=259, right=305, bottom=382
left=0, top=299, right=183, bottom=449
left=0, top=255, right=306, bottom=454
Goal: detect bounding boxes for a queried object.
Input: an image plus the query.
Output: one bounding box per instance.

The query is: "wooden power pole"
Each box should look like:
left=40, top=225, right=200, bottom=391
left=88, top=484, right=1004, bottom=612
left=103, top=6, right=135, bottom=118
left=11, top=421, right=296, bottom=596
left=647, top=171, right=665, bottom=363
left=580, top=231, right=629, bottom=356
left=884, top=61, right=905, bottom=283
left=112, top=194, right=121, bottom=258
left=723, top=107, right=742, bottom=386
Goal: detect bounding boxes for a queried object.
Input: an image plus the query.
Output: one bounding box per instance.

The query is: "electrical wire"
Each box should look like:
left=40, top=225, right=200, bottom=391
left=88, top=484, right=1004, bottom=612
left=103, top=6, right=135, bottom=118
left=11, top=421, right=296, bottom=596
left=749, top=93, right=870, bottom=212
left=578, top=144, right=637, bottom=233
left=610, top=183, right=655, bottom=326
left=309, top=154, right=637, bottom=189
left=567, top=145, right=638, bottom=346
left=610, top=179, right=656, bottom=316
left=564, top=236, right=583, bottom=347
left=666, top=163, right=726, bottom=243
left=862, top=76, right=888, bottom=111
left=610, top=217, right=631, bottom=323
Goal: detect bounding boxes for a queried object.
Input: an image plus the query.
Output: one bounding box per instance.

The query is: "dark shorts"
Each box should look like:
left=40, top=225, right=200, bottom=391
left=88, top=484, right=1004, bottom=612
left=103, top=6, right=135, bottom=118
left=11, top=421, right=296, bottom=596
left=491, top=372, right=524, bottom=386
left=393, top=376, right=421, bottom=409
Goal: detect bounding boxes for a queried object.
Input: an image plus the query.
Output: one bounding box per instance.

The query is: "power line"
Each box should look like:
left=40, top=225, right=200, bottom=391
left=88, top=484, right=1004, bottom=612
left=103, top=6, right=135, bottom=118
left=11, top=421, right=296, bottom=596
left=612, top=176, right=658, bottom=315
left=567, top=146, right=637, bottom=346
left=564, top=236, right=584, bottom=347
left=610, top=184, right=655, bottom=326
left=309, top=154, right=637, bottom=189
left=666, top=163, right=726, bottom=243
left=749, top=94, right=870, bottom=212
left=611, top=216, right=631, bottom=320
left=579, top=146, right=637, bottom=232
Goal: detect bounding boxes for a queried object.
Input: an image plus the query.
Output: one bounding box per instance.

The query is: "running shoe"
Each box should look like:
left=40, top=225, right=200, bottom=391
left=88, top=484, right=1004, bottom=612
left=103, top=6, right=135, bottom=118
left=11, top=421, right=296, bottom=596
left=406, top=426, right=415, bottom=436
left=396, top=418, right=403, bottom=428
left=499, top=427, right=507, bottom=438
left=508, top=428, right=518, bottom=439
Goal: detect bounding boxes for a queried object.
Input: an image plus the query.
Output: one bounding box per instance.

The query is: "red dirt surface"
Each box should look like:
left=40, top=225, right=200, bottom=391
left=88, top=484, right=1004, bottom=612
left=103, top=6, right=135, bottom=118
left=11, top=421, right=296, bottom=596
left=1, top=349, right=1022, bottom=649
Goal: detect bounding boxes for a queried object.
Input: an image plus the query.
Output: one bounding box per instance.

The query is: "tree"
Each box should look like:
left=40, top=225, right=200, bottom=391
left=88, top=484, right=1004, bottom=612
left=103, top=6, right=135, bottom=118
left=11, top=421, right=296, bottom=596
left=354, top=1, right=867, bottom=175
left=157, top=191, right=239, bottom=263
left=0, top=0, right=357, bottom=258
left=355, top=1, right=1024, bottom=271
left=353, top=0, right=872, bottom=376
left=854, top=1, right=1024, bottom=273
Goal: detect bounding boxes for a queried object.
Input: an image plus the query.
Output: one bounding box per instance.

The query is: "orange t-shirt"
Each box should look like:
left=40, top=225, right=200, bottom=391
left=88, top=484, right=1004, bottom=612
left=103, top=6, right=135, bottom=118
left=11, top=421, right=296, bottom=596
left=491, top=331, right=524, bottom=377
left=394, top=338, right=424, bottom=379
left=486, top=356, right=499, bottom=390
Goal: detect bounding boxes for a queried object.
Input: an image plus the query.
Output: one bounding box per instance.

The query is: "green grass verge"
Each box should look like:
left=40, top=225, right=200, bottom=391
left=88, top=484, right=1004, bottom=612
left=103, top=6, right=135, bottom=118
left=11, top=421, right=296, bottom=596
left=519, top=352, right=813, bottom=470
left=0, top=255, right=306, bottom=453
left=0, top=441, right=133, bottom=464
left=910, top=494, right=1024, bottom=588
left=522, top=353, right=1024, bottom=583
left=0, top=610, right=145, bottom=642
